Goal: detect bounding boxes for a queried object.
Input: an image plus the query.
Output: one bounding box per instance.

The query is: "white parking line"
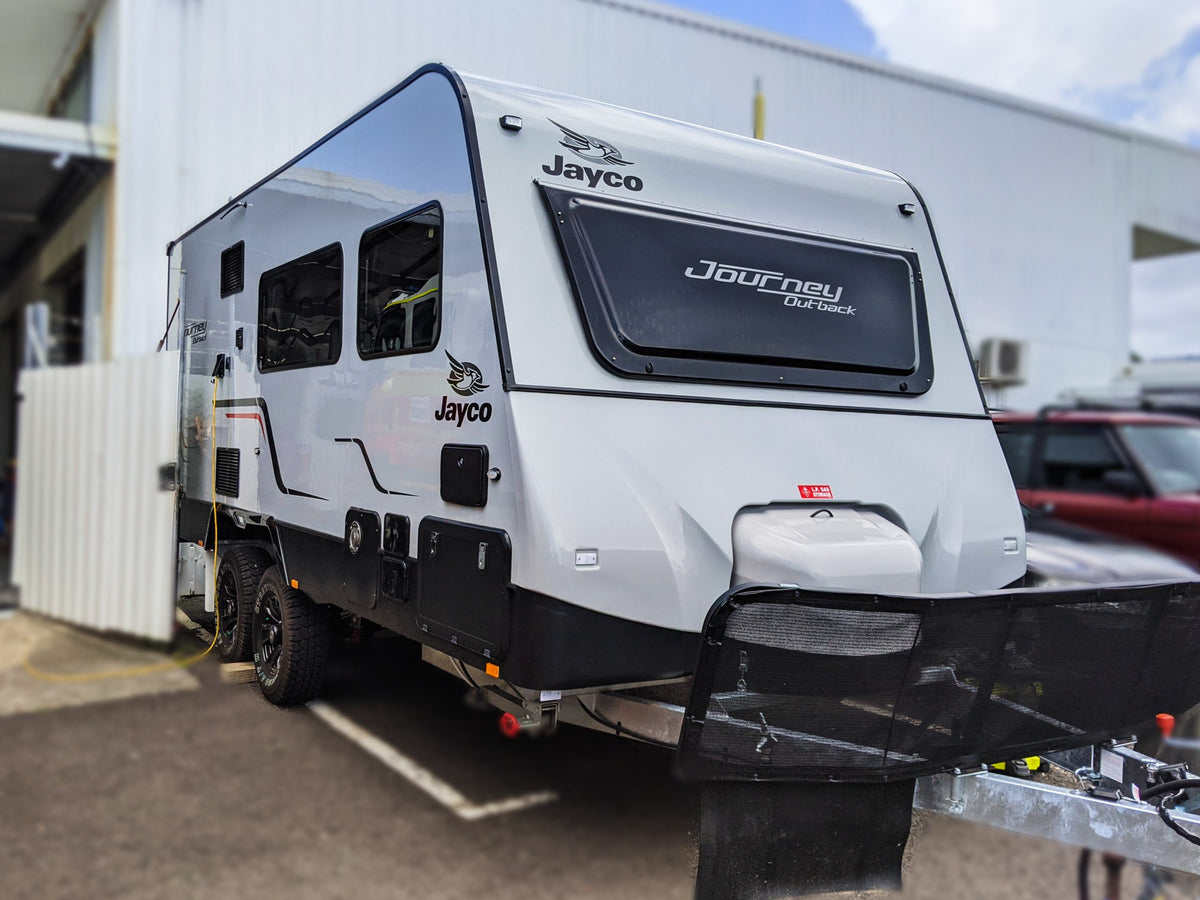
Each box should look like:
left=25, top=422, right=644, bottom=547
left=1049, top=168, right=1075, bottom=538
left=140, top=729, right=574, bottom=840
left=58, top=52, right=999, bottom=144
left=307, top=699, right=558, bottom=821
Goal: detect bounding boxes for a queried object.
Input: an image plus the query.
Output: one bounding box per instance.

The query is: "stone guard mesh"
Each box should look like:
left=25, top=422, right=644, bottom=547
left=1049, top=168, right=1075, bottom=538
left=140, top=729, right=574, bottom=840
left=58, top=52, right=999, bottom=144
left=677, top=581, right=1200, bottom=782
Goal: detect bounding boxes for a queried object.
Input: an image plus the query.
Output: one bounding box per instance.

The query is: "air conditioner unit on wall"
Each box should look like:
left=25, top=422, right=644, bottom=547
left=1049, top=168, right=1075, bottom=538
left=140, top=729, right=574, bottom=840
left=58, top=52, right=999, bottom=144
left=977, top=338, right=1027, bottom=387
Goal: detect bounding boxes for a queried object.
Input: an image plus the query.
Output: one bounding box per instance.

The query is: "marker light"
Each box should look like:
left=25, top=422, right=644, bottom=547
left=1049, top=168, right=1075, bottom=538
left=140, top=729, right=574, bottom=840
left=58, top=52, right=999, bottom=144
left=499, top=115, right=523, bottom=132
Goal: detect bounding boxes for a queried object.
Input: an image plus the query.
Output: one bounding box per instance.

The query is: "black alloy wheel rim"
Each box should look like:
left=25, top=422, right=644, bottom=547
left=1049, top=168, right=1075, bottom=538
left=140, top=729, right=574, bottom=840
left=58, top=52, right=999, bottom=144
left=256, top=589, right=284, bottom=680
left=216, top=565, right=239, bottom=649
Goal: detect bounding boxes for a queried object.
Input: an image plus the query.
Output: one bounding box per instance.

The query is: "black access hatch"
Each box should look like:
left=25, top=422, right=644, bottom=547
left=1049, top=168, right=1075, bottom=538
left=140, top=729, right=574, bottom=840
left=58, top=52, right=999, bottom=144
left=416, top=517, right=511, bottom=661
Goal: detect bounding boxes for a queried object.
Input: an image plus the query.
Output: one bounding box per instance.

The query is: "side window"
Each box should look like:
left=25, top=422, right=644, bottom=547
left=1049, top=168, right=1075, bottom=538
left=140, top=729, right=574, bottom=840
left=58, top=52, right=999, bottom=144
left=1039, top=427, right=1130, bottom=494
left=258, top=243, right=343, bottom=371
left=995, top=425, right=1035, bottom=488
left=358, top=204, right=442, bottom=358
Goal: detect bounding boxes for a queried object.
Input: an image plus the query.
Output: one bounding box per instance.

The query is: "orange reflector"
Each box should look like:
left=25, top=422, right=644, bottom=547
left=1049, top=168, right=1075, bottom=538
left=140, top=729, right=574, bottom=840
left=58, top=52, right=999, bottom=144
left=485, top=662, right=500, bottom=678
left=197, top=540, right=204, bottom=548
left=290, top=579, right=299, bottom=589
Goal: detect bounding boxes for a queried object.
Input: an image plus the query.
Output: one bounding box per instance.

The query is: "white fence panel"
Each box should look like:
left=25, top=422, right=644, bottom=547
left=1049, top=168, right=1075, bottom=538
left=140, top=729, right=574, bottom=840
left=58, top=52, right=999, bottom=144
left=12, top=352, right=179, bottom=642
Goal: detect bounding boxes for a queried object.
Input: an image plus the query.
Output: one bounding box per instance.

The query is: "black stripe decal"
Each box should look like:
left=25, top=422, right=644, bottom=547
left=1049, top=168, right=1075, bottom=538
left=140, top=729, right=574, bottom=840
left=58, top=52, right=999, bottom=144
left=335, top=438, right=416, bottom=496
left=216, top=398, right=327, bottom=500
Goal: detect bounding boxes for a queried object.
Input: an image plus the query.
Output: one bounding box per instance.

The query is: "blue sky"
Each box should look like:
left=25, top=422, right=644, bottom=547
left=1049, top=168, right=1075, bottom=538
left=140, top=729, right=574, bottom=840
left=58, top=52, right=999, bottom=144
left=668, top=0, right=879, bottom=60
left=669, top=0, right=1200, bottom=361
left=669, top=0, right=1200, bottom=149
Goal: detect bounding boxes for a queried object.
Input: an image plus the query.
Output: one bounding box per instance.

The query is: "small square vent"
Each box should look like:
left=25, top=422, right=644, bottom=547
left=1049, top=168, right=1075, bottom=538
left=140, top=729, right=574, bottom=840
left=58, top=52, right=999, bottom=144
left=220, top=241, right=245, bottom=297
left=215, top=447, right=240, bottom=497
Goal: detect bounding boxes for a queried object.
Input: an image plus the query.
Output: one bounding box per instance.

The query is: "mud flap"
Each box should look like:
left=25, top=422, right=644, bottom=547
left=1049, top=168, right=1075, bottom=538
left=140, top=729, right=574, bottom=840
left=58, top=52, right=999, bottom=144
left=677, top=580, right=1200, bottom=897
left=698, top=781, right=913, bottom=900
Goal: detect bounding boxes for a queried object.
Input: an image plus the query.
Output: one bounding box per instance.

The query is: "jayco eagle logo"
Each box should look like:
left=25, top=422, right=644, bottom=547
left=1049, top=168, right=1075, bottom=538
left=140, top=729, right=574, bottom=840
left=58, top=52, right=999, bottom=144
left=542, top=119, right=644, bottom=192
left=551, top=119, right=632, bottom=166
left=446, top=351, right=489, bottom=396
left=436, top=352, right=493, bottom=426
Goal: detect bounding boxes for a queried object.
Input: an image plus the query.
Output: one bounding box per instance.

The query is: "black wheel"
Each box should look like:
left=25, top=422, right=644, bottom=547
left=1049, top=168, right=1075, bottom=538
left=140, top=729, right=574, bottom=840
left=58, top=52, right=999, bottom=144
left=252, top=566, right=330, bottom=705
left=214, top=545, right=272, bottom=662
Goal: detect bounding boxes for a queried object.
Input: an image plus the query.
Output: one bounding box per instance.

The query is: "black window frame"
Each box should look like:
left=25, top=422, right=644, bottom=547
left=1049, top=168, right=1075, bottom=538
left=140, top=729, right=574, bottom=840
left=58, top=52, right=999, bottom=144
left=257, top=241, right=345, bottom=374
left=356, top=201, right=444, bottom=361
left=539, top=184, right=934, bottom=396
left=994, top=422, right=1037, bottom=489
left=1033, top=423, right=1149, bottom=496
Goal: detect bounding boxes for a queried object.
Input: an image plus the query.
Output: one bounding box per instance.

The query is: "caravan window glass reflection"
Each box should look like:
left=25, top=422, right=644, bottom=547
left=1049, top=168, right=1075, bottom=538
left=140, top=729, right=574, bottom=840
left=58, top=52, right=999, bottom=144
left=257, top=243, right=343, bottom=371
left=358, top=204, right=442, bottom=358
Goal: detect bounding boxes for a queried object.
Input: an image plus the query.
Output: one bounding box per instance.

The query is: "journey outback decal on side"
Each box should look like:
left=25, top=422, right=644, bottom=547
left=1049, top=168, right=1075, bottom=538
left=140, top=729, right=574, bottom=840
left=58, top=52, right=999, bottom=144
left=436, top=352, right=493, bottom=427
left=542, top=119, right=643, bottom=192
left=685, top=259, right=855, bottom=315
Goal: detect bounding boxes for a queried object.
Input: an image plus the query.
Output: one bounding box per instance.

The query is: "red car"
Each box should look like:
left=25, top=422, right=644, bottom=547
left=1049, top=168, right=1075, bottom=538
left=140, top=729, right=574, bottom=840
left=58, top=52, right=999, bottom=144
left=993, top=409, right=1200, bottom=566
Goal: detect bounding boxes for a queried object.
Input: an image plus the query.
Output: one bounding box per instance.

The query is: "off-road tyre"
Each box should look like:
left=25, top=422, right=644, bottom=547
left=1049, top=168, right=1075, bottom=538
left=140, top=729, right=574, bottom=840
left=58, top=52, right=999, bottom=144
left=252, top=566, right=330, bottom=705
left=214, top=545, right=272, bottom=663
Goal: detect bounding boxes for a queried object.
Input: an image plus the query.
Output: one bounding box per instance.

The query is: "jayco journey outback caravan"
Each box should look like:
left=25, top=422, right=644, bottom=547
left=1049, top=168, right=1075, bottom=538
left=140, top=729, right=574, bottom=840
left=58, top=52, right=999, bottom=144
left=168, top=66, right=1200, bottom=897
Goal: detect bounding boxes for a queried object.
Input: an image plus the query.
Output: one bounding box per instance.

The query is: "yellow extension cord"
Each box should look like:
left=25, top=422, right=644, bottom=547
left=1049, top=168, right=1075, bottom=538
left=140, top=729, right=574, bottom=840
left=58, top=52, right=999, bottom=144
left=22, top=377, right=223, bottom=683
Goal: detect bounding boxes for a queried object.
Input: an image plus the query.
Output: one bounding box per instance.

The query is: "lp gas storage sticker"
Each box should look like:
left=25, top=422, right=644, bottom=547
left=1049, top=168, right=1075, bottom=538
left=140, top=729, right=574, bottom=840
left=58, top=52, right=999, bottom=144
left=798, top=485, right=834, bottom=500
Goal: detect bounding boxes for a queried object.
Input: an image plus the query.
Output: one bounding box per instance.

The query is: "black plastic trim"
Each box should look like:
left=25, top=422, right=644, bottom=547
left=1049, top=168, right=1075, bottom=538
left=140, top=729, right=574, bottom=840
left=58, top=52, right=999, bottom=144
left=215, top=398, right=326, bottom=500
left=501, top=587, right=700, bottom=690
left=507, top=383, right=990, bottom=421
left=335, top=438, right=416, bottom=496
left=177, top=496, right=212, bottom=545
left=443, top=68, right=515, bottom=390
left=230, top=518, right=700, bottom=690
left=539, top=184, right=933, bottom=397
left=895, top=176, right=989, bottom=413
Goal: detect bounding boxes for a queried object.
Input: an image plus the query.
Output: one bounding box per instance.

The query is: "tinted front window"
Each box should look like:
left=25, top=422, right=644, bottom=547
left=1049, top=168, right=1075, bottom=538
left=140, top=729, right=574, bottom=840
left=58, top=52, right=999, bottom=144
left=358, top=205, right=442, bottom=357
left=258, top=243, right=343, bottom=371
left=995, top=425, right=1035, bottom=488
left=1120, top=425, right=1200, bottom=494
left=1039, top=427, right=1129, bottom=493
left=541, top=185, right=931, bottom=395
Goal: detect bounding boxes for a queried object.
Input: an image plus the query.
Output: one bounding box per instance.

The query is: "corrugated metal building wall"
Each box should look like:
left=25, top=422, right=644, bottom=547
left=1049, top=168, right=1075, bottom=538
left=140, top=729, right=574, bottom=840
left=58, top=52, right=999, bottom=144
left=101, top=0, right=1200, bottom=407
left=12, top=352, right=179, bottom=641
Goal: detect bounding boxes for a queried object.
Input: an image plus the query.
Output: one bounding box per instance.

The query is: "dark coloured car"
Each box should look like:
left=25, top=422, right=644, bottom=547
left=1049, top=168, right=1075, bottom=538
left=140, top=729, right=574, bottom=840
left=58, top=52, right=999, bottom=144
left=994, top=410, right=1200, bottom=566
left=1023, top=506, right=1198, bottom=587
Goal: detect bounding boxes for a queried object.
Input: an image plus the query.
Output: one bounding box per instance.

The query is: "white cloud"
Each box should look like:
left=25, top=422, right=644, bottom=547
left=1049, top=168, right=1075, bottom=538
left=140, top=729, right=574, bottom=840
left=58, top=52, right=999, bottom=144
left=1127, top=47, right=1200, bottom=143
left=846, top=0, right=1200, bottom=359
left=846, top=0, right=1200, bottom=144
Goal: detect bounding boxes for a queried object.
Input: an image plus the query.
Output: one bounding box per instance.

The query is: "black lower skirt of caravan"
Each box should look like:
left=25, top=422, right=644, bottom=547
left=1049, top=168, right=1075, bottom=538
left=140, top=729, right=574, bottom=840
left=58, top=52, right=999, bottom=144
left=677, top=579, right=1200, bottom=899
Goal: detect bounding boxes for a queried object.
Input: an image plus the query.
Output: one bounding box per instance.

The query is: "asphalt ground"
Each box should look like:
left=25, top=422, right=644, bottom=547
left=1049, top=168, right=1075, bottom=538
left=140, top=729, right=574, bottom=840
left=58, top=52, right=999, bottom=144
left=1, top=611, right=1193, bottom=900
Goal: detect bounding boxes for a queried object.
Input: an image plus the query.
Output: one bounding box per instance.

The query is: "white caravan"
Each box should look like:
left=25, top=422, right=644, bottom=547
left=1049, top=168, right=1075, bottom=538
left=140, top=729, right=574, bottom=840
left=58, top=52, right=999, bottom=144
left=169, top=67, right=1200, bottom=897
